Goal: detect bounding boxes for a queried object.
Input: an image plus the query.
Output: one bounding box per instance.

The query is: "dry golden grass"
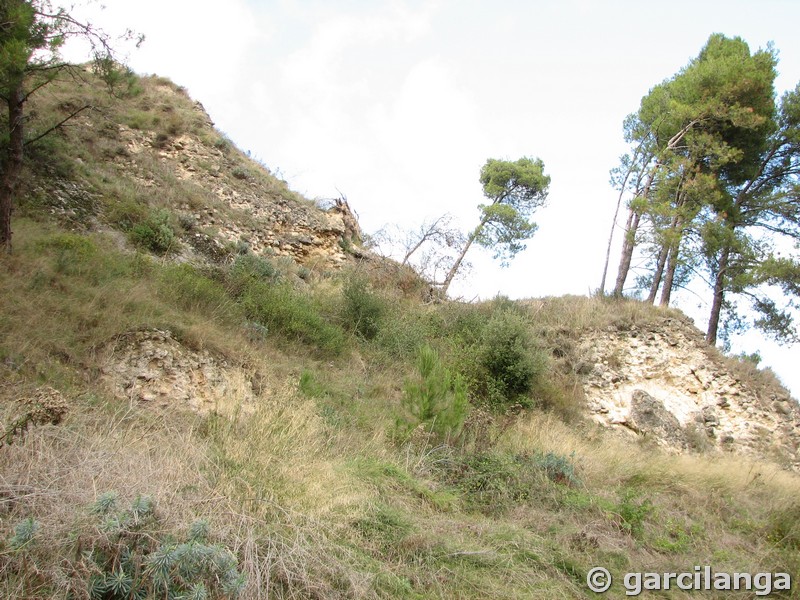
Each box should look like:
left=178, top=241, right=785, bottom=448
left=3, top=67, right=800, bottom=598
left=505, top=410, right=800, bottom=502
left=208, top=380, right=373, bottom=518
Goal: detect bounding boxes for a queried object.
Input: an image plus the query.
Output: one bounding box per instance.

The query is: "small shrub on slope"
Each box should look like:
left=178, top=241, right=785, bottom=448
left=398, top=345, right=468, bottom=443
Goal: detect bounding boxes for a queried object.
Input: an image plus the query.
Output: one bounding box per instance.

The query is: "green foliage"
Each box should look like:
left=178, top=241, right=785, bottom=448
left=651, top=520, right=699, bottom=554
left=442, top=450, right=578, bottom=515
left=8, top=517, right=39, bottom=552
left=129, top=209, right=176, bottom=254
left=475, top=157, right=550, bottom=264
left=298, top=369, right=328, bottom=398
left=446, top=453, right=532, bottom=514
left=341, top=276, right=385, bottom=340
left=373, top=306, right=440, bottom=360
left=37, top=233, right=99, bottom=275
left=613, top=489, right=655, bottom=538
left=83, top=493, right=245, bottom=600
left=231, top=252, right=279, bottom=282
left=535, top=451, right=580, bottom=486
left=474, top=310, right=546, bottom=409
left=767, top=503, right=800, bottom=550
left=159, top=263, right=236, bottom=319
left=239, top=280, right=346, bottom=355
left=399, top=345, right=468, bottom=442
left=736, top=351, right=762, bottom=367
left=354, top=504, right=413, bottom=546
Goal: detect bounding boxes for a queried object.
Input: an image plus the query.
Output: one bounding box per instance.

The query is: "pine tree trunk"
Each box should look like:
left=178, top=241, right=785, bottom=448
left=646, top=243, right=669, bottom=303
left=440, top=228, right=479, bottom=297
left=647, top=209, right=682, bottom=303
left=613, top=167, right=658, bottom=297
left=706, top=246, right=730, bottom=345
left=612, top=208, right=640, bottom=296
left=1, top=84, right=25, bottom=253
left=600, top=151, right=644, bottom=294
left=659, top=230, right=682, bottom=307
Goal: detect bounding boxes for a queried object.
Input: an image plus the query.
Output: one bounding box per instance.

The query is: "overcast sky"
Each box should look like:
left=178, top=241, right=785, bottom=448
left=66, top=0, right=800, bottom=397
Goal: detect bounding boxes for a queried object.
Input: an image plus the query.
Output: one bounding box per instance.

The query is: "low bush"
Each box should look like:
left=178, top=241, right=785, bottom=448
left=1, top=494, right=245, bottom=600
left=239, top=281, right=346, bottom=355
left=159, top=263, right=238, bottom=320
left=341, top=276, right=385, bottom=341
left=455, top=308, right=547, bottom=410
left=129, top=209, right=176, bottom=254
left=230, top=253, right=280, bottom=287
left=82, top=492, right=245, bottom=599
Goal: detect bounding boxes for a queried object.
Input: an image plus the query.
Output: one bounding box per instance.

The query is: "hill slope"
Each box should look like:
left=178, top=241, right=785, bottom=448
left=1, top=69, right=799, bottom=599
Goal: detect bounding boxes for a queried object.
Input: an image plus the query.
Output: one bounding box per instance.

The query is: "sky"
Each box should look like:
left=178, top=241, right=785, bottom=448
left=64, top=0, right=800, bottom=397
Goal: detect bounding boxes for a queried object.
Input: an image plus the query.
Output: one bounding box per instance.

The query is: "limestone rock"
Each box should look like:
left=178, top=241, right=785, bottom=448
left=578, top=311, right=800, bottom=469
left=628, top=390, right=686, bottom=448
left=101, top=329, right=256, bottom=415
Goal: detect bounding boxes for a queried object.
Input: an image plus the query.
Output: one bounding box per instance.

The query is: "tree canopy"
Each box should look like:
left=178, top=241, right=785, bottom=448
left=0, top=0, right=139, bottom=252
left=440, top=157, right=550, bottom=296
left=605, top=33, right=800, bottom=347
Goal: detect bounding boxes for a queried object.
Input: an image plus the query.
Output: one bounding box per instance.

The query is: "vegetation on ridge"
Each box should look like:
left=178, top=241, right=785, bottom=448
left=0, top=29, right=799, bottom=600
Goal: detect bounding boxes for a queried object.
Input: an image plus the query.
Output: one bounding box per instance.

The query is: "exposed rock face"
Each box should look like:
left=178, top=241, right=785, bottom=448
left=578, top=316, right=800, bottom=468
left=627, top=389, right=686, bottom=448
left=101, top=329, right=256, bottom=415
left=115, top=122, right=360, bottom=269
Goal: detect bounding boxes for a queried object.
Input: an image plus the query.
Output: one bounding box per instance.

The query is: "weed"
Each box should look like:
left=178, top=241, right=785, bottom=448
left=767, top=503, right=800, bottom=550
left=298, top=369, right=328, bottom=399
left=82, top=493, right=245, bottom=599
left=613, top=488, right=655, bottom=538
left=534, top=451, right=580, bottom=486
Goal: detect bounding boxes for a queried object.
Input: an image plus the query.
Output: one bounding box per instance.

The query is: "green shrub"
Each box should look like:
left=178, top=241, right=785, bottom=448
left=230, top=253, right=279, bottom=286
left=534, top=451, right=580, bottom=486
left=341, top=276, right=385, bottom=340
left=479, top=312, right=543, bottom=406
left=374, top=307, right=437, bottom=359
left=38, top=233, right=98, bottom=275
left=613, top=489, right=655, bottom=538
left=129, top=209, right=176, bottom=254
left=447, top=452, right=534, bottom=514
left=240, top=281, right=346, bottom=355
left=398, top=345, right=468, bottom=442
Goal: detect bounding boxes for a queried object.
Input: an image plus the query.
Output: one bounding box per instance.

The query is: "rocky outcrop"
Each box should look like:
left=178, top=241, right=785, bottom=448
left=626, top=389, right=686, bottom=448
left=101, top=329, right=256, bottom=415
left=114, top=117, right=361, bottom=269
left=577, top=316, right=800, bottom=468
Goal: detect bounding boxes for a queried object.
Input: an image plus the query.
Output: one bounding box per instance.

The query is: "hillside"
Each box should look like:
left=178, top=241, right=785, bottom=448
left=1, top=69, right=799, bottom=599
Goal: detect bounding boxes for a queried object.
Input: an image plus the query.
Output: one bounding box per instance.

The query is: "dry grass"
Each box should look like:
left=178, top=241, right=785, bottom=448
left=3, top=67, right=800, bottom=599
left=207, top=380, right=373, bottom=518
left=505, top=411, right=800, bottom=502
left=522, top=294, right=689, bottom=335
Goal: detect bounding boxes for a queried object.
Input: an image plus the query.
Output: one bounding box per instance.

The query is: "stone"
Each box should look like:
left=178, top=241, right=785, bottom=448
left=628, top=389, right=686, bottom=448
left=701, top=406, right=719, bottom=426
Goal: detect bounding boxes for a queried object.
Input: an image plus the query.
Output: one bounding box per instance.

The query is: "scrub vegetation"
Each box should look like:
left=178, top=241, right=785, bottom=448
left=1, top=61, right=799, bottom=600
